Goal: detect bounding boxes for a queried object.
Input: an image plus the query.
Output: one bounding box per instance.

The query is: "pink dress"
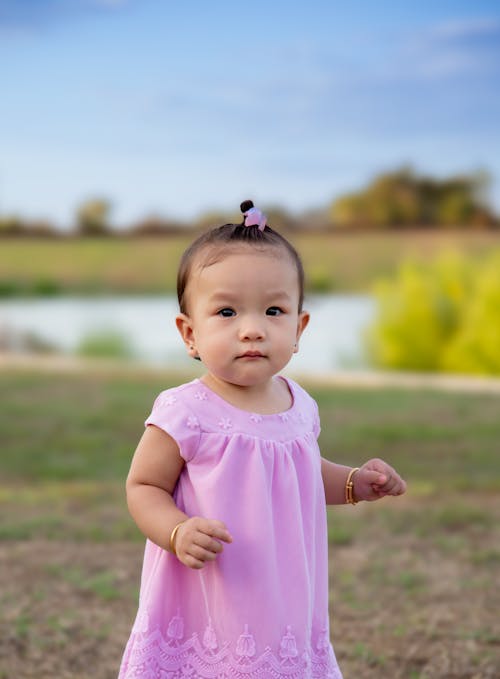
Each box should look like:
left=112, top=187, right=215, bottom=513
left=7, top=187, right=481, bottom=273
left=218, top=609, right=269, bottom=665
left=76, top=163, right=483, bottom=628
left=118, top=377, right=343, bottom=679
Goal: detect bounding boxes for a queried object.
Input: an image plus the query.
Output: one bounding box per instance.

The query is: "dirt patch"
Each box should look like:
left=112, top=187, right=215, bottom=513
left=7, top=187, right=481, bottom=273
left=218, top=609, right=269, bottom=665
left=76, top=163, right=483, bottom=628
left=1, top=508, right=499, bottom=679
left=0, top=541, right=142, bottom=679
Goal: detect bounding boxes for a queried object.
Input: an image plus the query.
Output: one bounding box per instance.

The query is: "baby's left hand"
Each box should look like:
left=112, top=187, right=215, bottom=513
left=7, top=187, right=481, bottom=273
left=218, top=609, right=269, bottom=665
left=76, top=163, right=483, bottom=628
left=353, top=458, right=406, bottom=502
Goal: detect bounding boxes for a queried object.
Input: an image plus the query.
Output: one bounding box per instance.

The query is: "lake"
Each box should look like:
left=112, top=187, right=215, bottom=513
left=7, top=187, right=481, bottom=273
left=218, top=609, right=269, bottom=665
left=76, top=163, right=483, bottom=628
left=0, top=295, right=375, bottom=375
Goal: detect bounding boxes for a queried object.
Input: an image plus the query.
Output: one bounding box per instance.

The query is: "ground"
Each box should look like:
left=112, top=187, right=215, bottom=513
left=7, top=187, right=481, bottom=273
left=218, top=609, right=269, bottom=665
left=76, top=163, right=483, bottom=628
left=1, top=494, right=498, bottom=679
left=1, top=366, right=499, bottom=678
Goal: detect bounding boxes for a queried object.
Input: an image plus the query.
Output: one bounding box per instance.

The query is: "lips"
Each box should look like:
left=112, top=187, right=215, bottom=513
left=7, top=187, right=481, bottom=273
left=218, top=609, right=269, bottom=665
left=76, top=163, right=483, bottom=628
left=238, top=351, right=265, bottom=358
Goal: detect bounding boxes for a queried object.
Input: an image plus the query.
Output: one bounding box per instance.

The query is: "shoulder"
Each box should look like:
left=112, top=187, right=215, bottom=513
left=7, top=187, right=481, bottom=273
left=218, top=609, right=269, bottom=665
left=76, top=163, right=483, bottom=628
left=284, top=377, right=321, bottom=438
left=285, top=377, right=318, bottom=412
left=152, top=379, right=201, bottom=410
left=147, top=380, right=202, bottom=462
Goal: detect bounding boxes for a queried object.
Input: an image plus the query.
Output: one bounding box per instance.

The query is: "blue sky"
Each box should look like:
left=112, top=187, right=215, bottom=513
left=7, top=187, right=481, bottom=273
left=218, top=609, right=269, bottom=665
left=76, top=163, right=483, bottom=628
left=1, top=0, right=499, bottom=228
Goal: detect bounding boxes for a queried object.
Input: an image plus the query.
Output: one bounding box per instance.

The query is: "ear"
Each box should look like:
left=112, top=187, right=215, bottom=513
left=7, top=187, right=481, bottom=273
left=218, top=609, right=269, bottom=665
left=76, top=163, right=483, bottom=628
left=294, top=310, right=310, bottom=353
left=176, top=313, right=198, bottom=359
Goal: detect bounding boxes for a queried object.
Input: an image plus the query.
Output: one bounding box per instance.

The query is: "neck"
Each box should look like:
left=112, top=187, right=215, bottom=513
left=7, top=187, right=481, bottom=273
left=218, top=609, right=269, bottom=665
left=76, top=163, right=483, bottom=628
left=200, top=374, right=292, bottom=415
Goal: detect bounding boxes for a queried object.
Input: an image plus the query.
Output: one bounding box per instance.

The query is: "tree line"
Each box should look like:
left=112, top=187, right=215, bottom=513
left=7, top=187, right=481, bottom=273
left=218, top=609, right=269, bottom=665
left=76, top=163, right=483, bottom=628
left=0, top=167, right=497, bottom=237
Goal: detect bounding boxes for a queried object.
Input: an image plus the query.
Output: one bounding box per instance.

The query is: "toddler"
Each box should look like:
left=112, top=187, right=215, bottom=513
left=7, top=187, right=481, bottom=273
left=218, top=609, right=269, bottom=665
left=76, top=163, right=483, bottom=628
left=118, top=201, right=406, bottom=678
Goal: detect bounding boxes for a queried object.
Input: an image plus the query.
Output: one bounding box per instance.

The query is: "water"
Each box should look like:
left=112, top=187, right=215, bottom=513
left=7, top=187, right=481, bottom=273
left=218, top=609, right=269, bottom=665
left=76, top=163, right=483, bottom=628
left=0, top=295, right=375, bottom=375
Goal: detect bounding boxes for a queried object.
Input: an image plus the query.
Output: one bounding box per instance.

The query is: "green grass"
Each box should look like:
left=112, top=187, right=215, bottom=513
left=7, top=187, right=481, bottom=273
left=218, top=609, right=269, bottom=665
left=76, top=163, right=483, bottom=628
left=1, top=368, right=499, bottom=546
left=310, top=385, right=500, bottom=492
left=1, top=370, right=499, bottom=490
left=1, top=367, right=499, bottom=678
left=1, top=231, right=500, bottom=295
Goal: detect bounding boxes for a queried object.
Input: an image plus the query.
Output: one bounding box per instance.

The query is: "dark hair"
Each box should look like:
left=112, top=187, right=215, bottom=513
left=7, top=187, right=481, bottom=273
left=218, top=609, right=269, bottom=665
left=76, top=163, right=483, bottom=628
left=177, top=200, right=305, bottom=314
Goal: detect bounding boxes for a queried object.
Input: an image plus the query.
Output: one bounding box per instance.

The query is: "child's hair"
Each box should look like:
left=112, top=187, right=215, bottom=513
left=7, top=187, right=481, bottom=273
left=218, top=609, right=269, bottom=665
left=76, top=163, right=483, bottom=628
left=177, top=200, right=305, bottom=315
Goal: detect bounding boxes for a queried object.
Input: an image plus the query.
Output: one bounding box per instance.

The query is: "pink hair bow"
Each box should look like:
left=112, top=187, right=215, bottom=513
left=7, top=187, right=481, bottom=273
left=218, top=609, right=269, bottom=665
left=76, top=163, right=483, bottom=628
left=243, top=207, right=267, bottom=231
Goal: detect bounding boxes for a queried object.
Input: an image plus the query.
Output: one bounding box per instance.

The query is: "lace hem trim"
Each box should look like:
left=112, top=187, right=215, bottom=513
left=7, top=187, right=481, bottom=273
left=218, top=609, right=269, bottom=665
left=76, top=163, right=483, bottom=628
left=119, top=627, right=342, bottom=679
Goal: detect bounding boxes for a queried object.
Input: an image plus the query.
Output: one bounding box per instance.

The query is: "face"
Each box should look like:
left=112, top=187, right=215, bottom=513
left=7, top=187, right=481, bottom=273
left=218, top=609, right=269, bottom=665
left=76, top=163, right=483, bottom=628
left=176, top=247, right=309, bottom=389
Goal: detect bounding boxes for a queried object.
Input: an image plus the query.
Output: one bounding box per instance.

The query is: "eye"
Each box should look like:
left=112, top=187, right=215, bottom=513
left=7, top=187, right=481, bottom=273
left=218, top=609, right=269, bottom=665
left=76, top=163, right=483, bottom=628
left=266, top=306, right=283, bottom=317
left=217, top=308, right=236, bottom=317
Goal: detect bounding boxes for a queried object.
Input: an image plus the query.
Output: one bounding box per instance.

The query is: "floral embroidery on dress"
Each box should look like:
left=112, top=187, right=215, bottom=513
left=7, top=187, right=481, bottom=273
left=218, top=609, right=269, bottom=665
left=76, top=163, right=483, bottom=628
left=235, top=624, right=256, bottom=660
left=193, top=390, right=208, bottom=401
left=122, top=378, right=343, bottom=679
left=186, top=416, right=199, bottom=430
left=280, top=626, right=298, bottom=662
left=160, top=395, right=177, bottom=406
left=202, top=619, right=218, bottom=652
left=316, top=628, right=330, bottom=652
left=120, top=625, right=342, bottom=678
left=167, top=612, right=184, bottom=645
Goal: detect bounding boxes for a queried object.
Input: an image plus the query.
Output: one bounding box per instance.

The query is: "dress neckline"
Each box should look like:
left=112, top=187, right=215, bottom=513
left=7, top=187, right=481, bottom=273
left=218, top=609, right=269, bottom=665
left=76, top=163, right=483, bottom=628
left=194, top=376, right=296, bottom=418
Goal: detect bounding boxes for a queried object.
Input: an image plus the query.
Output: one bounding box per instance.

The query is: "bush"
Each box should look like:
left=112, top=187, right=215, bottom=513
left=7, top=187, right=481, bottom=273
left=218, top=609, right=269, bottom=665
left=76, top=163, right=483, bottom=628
left=76, top=330, right=133, bottom=360
left=365, top=252, right=500, bottom=375
left=442, top=255, right=500, bottom=374
left=308, top=265, right=334, bottom=293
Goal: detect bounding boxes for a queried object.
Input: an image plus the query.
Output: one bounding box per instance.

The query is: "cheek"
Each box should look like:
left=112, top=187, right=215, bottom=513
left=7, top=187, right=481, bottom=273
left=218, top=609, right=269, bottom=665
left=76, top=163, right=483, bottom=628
left=275, top=320, right=299, bottom=344
left=195, top=319, right=230, bottom=345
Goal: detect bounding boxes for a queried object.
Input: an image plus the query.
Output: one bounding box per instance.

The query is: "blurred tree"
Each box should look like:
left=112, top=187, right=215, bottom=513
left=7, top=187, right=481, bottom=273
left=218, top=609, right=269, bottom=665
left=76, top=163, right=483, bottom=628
left=330, top=193, right=367, bottom=229
left=25, top=220, right=59, bottom=237
left=194, top=210, right=240, bottom=231
left=330, top=167, right=497, bottom=229
left=365, top=168, right=421, bottom=227
left=0, top=216, right=23, bottom=236
left=261, top=205, right=297, bottom=231
left=128, top=215, right=187, bottom=236
left=436, top=186, right=474, bottom=227
left=295, top=207, right=332, bottom=231
left=76, top=198, right=112, bottom=236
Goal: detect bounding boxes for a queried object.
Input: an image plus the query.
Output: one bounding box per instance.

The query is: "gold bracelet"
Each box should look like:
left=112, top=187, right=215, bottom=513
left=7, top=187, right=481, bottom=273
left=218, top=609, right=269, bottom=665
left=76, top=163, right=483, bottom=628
left=345, top=467, right=360, bottom=505
left=169, top=520, right=187, bottom=556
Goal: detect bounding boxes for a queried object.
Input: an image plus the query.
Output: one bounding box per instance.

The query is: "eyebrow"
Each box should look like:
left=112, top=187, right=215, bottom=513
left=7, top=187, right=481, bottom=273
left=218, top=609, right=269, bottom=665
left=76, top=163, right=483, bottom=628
left=208, top=290, right=293, bottom=302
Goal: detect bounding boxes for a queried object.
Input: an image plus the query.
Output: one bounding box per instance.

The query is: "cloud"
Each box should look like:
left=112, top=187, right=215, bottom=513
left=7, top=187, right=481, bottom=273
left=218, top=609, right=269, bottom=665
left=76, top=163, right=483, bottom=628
left=401, top=17, right=500, bottom=80
left=0, top=0, right=129, bottom=31
left=429, top=17, right=500, bottom=41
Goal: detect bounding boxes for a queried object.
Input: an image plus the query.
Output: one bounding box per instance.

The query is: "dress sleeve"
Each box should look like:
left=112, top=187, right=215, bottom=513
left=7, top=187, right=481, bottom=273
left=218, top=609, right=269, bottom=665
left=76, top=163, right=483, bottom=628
left=145, top=391, right=201, bottom=462
left=312, top=398, right=321, bottom=439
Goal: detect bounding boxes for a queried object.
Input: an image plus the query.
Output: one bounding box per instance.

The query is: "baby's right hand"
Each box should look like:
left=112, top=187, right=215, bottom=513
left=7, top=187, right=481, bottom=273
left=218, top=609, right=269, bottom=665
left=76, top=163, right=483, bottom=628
left=173, top=517, right=233, bottom=569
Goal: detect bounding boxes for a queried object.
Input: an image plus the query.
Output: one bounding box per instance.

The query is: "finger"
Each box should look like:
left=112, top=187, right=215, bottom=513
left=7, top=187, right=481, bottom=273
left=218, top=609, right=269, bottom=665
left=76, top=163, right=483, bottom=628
left=184, top=554, right=205, bottom=570
left=377, top=473, right=394, bottom=491
left=188, top=544, right=218, bottom=562
left=200, top=519, right=233, bottom=543
left=374, top=478, right=405, bottom=496
left=391, top=478, right=407, bottom=495
left=385, top=475, right=406, bottom=494
left=194, top=533, right=223, bottom=554
left=364, top=469, right=388, bottom=486
left=367, top=457, right=392, bottom=472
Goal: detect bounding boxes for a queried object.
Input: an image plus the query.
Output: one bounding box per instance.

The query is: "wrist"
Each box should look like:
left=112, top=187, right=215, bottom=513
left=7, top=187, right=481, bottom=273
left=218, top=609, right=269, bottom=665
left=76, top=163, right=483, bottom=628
left=345, top=467, right=360, bottom=505
left=169, top=519, right=188, bottom=555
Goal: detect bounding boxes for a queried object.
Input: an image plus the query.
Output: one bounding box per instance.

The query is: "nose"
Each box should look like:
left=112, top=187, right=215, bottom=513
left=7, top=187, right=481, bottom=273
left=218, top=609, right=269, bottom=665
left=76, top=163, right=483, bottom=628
left=239, top=315, right=265, bottom=341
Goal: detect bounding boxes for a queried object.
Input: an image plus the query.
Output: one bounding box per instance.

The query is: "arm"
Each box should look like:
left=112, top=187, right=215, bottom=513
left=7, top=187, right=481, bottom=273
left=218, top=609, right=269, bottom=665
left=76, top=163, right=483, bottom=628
left=126, top=424, right=232, bottom=568
left=321, top=456, right=407, bottom=505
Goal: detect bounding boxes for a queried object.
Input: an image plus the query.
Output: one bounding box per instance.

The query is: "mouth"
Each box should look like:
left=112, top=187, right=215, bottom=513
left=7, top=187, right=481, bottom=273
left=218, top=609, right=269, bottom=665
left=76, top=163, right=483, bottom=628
left=238, top=351, right=266, bottom=359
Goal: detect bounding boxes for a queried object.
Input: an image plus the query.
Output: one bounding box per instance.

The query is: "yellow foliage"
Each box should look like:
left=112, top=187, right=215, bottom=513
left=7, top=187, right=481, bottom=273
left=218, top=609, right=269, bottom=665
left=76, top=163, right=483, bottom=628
left=442, top=255, right=500, bottom=374
left=365, top=251, right=500, bottom=374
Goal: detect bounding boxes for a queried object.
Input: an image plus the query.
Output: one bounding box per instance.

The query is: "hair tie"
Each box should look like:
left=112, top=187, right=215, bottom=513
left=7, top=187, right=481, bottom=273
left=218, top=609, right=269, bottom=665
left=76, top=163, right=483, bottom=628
left=241, top=201, right=267, bottom=231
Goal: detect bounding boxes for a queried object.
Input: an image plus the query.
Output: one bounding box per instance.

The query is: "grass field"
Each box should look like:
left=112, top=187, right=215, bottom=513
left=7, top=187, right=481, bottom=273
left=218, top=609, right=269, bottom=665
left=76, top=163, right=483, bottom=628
left=1, top=366, right=499, bottom=678
left=1, top=230, right=500, bottom=295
